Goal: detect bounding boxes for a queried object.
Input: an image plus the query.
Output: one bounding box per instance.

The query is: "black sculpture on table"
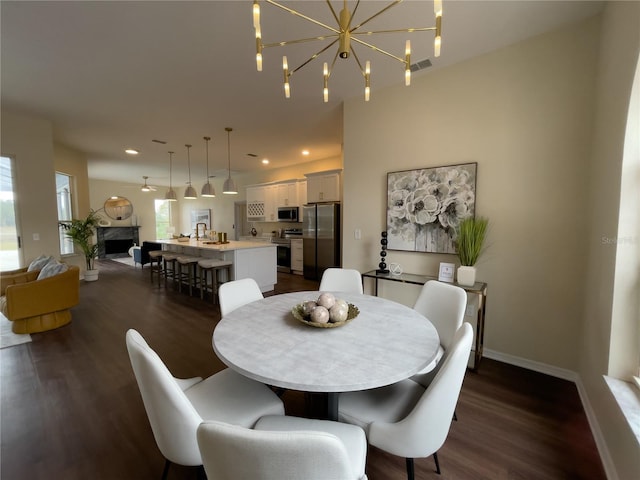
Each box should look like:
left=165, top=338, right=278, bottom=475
left=376, top=231, right=390, bottom=274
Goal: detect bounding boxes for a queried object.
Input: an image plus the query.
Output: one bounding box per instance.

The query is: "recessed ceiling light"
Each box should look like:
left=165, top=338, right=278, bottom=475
left=262, top=158, right=269, bottom=165
left=302, top=150, right=310, bottom=156
left=125, top=149, right=139, bottom=155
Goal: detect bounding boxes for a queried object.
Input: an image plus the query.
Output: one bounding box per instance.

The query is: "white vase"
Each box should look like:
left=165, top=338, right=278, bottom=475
left=456, top=266, right=476, bottom=287
left=84, top=269, right=99, bottom=282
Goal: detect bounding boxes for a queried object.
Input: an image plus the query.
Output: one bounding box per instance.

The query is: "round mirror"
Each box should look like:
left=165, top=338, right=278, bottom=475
left=104, top=196, right=133, bottom=220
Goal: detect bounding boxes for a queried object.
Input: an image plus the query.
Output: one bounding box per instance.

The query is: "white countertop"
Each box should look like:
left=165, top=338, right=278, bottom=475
left=213, top=291, right=440, bottom=393
left=157, top=239, right=276, bottom=251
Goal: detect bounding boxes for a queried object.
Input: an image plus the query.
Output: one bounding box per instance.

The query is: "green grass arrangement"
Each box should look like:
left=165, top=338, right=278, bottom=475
left=456, top=216, right=489, bottom=266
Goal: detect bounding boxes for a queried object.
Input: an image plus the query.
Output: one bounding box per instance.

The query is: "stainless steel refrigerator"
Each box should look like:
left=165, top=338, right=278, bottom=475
left=302, top=203, right=340, bottom=281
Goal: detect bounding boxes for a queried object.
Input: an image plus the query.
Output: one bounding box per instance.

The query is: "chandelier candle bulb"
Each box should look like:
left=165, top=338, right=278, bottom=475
left=253, top=1, right=260, bottom=28
left=435, top=10, right=442, bottom=57
left=405, top=40, right=411, bottom=86
left=283, top=56, right=290, bottom=98
left=256, top=37, right=262, bottom=71
left=323, top=62, right=329, bottom=102
left=364, top=61, right=371, bottom=102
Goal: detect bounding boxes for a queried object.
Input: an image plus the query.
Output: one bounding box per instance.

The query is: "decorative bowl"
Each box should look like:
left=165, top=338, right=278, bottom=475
left=291, top=303, right=359, bottom=328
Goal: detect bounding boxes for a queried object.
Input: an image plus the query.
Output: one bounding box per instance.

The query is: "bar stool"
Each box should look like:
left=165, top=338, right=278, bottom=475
left=177, top=255, right=201, bottom=296
left=198, top=259, right=233, bottom=302
left=148, top=250, right=163, bottom=286
left=161, top=251, right=181, bottom=288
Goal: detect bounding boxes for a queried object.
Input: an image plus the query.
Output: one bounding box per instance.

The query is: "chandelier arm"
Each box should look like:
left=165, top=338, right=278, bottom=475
left=324, top=49, right=341, bottom=79
left=349, top=0, right=403, bottom=33
left=290, top=38, right=339, bottom=75
left=350, top=36, right=405, bottom=64
left=350, top=47, right=366, bottom=77
left=262, top=34, right=338, bottom=49
left=265, top=0, right=340, bottom=34
left=351, top=27, right=436, bottom=36
left=325, top=0, right=340, bottom=25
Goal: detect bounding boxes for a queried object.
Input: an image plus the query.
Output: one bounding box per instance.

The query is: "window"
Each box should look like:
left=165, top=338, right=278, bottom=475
left=155, top=199, right=172, bottom=239
left=0, top=156, right=20, bottom=269
left=56, top=172, right=74, bottom=255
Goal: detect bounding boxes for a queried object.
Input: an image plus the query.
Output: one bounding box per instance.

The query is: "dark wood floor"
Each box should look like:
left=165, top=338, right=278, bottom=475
left=0, top=260, right=605, bottom=480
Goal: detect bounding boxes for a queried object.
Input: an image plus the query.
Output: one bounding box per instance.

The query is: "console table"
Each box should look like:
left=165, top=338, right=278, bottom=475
left=361, top=270, right=487, bottom=371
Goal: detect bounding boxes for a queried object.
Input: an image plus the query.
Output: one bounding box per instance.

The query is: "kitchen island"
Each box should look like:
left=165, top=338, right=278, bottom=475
left=156, top=239, right=277, bottom=292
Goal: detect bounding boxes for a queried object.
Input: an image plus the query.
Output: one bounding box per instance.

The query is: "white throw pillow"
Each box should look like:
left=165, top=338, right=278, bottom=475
left=27, top=254, right=54, bottom=272
left=37, top=261, right=69, bottom=280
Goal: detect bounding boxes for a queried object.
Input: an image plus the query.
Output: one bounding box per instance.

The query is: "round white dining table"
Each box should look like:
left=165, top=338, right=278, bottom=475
left=212, top=291, right=440, bottom=420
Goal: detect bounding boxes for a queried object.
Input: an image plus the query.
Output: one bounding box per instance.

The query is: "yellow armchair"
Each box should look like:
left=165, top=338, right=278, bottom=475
left=0, top=266, right=80, bottom=334
left=1, top=268, right=40, bottom=295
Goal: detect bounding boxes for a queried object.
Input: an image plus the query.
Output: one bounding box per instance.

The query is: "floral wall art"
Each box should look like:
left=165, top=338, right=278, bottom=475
left=386, top=163, right=477, bottom=253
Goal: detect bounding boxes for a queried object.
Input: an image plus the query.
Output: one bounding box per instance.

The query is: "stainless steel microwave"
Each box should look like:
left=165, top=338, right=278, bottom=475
left=277, top=207, right=299, bottom=222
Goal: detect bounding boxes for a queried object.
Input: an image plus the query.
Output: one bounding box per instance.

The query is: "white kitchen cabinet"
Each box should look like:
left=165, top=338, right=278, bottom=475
left=290, top=238, right=303, bottom=275
left=305, top=170, right=341, bottom=203
left=277, top=182, right=298, bottom=207
left=231, top=245, right=277, bottom=292
left=264, top=184, right=278, bottom=222
left=246, top=185, right=265, bottom=220
left=297, top=181, right=307, bottom=207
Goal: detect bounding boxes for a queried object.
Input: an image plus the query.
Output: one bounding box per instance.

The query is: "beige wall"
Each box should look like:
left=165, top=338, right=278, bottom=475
left=1, top=110, right=59, bottom=264
left=54, top=142, right=90, bottom=219
left=342, top=5, right=639, bottom=478
left=343, top=15, right=599, bottom=370
left=579, top=2, right=640, bottom=479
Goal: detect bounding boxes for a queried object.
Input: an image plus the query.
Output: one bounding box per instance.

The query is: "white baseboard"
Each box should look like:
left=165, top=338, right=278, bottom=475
left=483, top=348, right=578, bottom=381
left=482, top=349, right=617, bottom=480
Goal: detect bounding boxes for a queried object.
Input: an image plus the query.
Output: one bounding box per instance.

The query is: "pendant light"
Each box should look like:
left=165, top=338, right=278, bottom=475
left=184, top=144, right=197, bottom=199
left=165, top=151, right=177, bottom=202
left=223, top=127, right=238, bottom=194
left=201, top=136, right=215, bottom=197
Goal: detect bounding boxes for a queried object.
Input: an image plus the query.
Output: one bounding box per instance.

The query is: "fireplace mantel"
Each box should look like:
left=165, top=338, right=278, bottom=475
left=97, top=226, right=140, bottom=259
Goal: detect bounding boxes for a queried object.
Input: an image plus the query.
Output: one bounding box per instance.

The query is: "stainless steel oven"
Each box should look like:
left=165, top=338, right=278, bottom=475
left=273, top=239, right=291, bottom=273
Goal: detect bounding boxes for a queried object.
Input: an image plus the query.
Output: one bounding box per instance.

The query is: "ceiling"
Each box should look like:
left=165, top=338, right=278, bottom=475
left=1, top=0, right=604, bottom=188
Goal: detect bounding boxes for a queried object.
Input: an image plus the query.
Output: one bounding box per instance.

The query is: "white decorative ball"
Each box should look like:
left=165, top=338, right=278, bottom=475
left=317, top=293, right=336, bottom=309
left=302, top=301, right=317, bottom=316
left=329, top=304, right=348, bottom=323
left=310, top=306, right=330, bottom=323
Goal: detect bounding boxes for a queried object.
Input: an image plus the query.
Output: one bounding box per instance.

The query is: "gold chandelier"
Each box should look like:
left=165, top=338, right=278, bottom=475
left=253, top=0, right=443, bottom=102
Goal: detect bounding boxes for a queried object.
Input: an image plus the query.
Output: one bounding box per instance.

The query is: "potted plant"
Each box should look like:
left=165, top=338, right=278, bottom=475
left=455, top=216, right=489, bottom=287
left=60, top=210, right=102, bottom=281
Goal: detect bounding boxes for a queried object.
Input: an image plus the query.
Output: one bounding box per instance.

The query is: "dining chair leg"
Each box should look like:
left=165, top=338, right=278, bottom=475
left=433, top=452, right=441, bottom=474
left=405, top=458, right=415, bottom=480
left=161, top=459, right=171, bottom=480
left=196, top=465, right=206, bottom=480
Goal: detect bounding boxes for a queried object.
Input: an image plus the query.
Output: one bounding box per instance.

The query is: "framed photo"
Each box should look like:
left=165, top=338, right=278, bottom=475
left=386, top=163, right=477, bottom=254
left=191, top=209, right=211, bottom=230
left=438, top=262, right=455, bottom=283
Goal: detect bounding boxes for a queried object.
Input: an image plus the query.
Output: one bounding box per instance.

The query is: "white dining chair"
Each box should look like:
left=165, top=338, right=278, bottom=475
left=410, top=280, right=467, bottom=388
left=319, top=268, right=364, bottom=294
left=125, top=329, right=284, bottom=479
left=338, top=322, right=473, bottom=480
left=197, top=416, right=368, bottom=480
left=218, top=277, right=264, bottom=316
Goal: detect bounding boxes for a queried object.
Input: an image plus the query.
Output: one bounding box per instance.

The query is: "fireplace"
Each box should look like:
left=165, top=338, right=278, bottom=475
left=97, top=227, right=140, bottom=259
